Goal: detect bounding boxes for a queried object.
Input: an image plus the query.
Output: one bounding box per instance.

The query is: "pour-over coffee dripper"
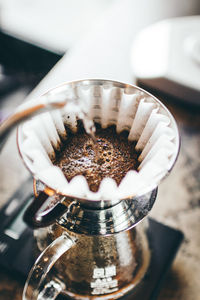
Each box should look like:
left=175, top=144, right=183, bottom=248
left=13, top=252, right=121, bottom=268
left=17, top=79, right=180, bottom=300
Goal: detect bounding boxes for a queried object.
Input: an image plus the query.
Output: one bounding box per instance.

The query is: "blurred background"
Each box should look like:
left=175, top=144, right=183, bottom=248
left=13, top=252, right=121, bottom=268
left=0, top=0, right=199, bottom=299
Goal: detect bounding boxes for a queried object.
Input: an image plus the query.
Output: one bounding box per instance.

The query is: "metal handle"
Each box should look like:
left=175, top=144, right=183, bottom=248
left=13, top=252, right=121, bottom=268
left=23, top=191, right=69, bottom=228
left=23, top=233, right=77, bottom=300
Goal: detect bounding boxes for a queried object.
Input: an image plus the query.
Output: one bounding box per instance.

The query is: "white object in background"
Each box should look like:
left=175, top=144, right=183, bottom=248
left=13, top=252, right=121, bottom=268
left=131, top=16, right=200, bottom=105
left=23, top=0, right=200, bottom=101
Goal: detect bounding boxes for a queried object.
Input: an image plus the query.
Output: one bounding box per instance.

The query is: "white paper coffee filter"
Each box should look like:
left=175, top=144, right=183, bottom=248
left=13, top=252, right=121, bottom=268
left=18, top=80, right=179, bottom=201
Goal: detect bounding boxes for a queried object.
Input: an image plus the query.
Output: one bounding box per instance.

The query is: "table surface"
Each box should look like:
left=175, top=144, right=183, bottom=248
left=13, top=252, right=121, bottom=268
left=0, top=88, right=199, bottom=300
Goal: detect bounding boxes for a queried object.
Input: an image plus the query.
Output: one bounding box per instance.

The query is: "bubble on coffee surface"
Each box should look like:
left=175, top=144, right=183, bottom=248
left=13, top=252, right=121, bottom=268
left=53, top=123, right=141, bottom=193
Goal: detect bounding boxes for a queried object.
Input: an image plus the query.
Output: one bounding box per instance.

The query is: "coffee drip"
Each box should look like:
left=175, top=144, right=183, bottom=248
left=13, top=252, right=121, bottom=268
left=63, top=98, right=100, bottom=162
left=80, top=111, right=100, bottom=162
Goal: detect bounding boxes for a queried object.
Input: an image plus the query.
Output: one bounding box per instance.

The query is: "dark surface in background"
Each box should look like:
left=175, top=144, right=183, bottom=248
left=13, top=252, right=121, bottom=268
left=0, top=31, right=62, bottom=98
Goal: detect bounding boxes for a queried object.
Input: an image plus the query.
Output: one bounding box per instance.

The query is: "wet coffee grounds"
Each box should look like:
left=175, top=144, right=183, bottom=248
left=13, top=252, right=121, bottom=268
left=53, top=124, right=140, bottom=192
